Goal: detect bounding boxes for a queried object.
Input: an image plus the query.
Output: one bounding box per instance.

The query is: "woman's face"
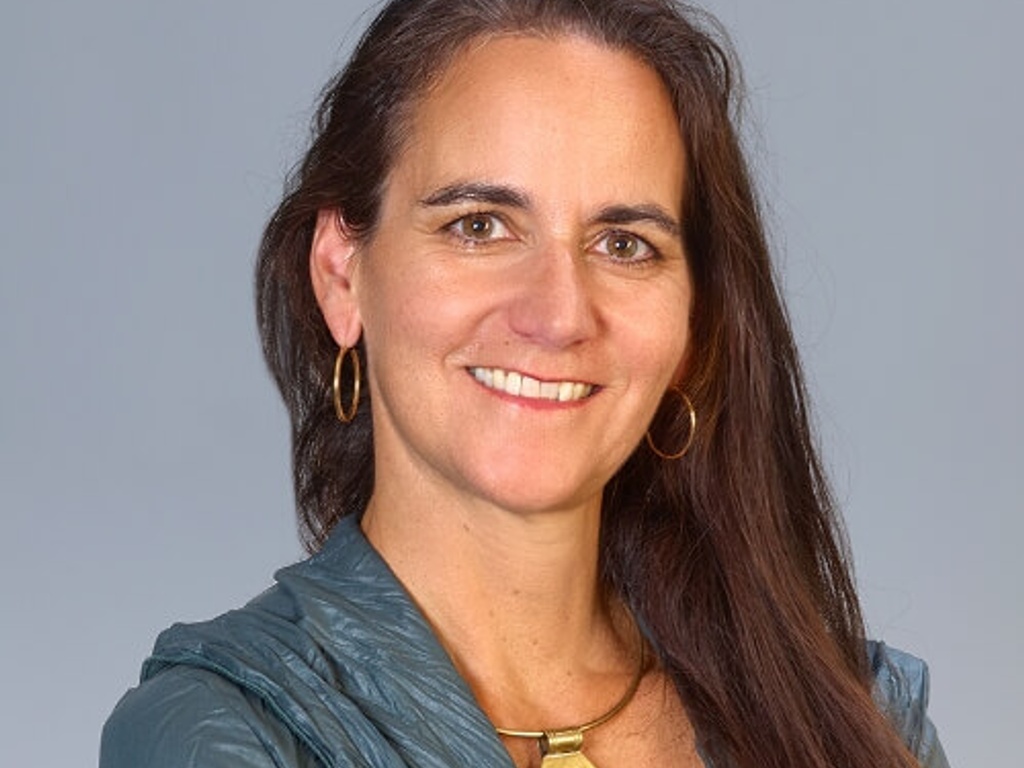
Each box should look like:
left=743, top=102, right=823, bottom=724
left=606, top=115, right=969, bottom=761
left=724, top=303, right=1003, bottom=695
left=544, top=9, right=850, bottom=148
left=317, top=34, right=692, bottom=516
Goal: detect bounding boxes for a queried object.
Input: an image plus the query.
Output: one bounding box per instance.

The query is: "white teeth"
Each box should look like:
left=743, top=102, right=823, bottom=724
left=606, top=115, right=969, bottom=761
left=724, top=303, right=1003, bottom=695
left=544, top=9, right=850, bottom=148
left=506, top=371, right=522, bottom=396
left=469, top=367, right=593, bottom=402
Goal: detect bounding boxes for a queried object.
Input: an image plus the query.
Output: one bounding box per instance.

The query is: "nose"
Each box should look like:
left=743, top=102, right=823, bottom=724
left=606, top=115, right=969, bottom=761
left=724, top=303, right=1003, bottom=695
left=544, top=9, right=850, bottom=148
left=506, top=241, right=599, bottom=348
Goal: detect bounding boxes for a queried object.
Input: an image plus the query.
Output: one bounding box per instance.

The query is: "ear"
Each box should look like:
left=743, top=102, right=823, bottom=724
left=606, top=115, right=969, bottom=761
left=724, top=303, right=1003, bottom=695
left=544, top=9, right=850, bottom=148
left=310, top=208, right=363, bottom=348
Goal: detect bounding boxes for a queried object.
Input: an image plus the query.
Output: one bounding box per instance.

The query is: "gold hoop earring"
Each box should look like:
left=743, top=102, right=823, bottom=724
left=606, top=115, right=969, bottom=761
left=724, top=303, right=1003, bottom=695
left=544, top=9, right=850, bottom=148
left=332, top=346, right=361, bottom=423
left=645, top=387, right=697, bottom=460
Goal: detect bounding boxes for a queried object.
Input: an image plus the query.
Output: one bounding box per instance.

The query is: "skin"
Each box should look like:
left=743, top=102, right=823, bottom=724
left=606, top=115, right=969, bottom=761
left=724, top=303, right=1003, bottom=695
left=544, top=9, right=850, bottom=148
left=312, top=35, right=700, bottom=767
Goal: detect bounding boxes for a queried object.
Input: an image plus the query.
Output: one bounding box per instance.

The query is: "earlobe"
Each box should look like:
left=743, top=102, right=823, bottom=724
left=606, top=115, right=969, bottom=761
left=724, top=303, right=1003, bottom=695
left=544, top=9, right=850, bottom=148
left=310, top=208, right=363, bottom=348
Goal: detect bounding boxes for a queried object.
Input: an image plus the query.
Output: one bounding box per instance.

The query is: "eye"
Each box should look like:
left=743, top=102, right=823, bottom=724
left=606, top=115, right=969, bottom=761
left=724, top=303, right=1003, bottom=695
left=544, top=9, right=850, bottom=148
left=593, top=231, right=658, bottom=264
left=447, top=213, right=511, bottom=243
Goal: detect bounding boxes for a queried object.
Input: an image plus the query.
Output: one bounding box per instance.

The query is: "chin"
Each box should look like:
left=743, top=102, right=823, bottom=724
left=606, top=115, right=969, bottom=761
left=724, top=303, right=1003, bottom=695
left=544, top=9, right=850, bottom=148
left=467, top=466, right=606, bottom=517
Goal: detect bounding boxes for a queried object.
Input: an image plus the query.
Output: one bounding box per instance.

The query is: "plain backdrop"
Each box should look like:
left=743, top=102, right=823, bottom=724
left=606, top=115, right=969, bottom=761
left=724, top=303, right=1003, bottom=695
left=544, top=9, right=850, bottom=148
left=2, top=1, right=1020, bottom=765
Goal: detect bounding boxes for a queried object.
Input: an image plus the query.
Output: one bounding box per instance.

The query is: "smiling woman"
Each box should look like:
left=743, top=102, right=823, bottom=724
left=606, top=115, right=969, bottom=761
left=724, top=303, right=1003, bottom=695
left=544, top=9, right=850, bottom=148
left=312, top=35, right=691, bottom=523
left=100, top=2, right=949, bottom=768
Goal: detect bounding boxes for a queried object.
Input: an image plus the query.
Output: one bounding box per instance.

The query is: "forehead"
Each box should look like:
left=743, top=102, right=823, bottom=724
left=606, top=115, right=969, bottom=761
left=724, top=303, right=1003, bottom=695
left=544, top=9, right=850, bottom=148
left=388, top=34, right=686, bottom=208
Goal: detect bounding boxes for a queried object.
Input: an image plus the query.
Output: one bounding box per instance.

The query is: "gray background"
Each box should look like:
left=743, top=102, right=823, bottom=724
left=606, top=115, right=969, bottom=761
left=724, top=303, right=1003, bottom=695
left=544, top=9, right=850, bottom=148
left=2, top=1, right=1020, bottom=765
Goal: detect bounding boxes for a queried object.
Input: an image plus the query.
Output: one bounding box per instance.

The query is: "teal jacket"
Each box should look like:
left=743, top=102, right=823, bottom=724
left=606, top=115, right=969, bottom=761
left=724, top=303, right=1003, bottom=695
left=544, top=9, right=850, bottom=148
left=101, top=516, right=949, bottom=767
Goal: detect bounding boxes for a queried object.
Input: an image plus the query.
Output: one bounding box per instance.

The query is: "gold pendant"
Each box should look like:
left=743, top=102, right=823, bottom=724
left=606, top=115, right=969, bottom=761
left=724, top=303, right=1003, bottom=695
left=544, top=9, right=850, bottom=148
left=539, top=730, right=599, bottom=768
left=539, top=753, right=598, bottom=768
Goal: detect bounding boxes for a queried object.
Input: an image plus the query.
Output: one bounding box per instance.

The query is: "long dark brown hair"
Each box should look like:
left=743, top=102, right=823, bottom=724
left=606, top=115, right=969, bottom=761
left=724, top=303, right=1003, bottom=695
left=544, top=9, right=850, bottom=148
left=255, top=1, right=919, bottom=766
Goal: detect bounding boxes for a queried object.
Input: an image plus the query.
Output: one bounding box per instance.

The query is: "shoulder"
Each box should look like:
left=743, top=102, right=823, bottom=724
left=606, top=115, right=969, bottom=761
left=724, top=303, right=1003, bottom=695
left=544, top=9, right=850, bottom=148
left=867, top=641, right=950, bottom=767
left=100, top=665, right=318, bottom=768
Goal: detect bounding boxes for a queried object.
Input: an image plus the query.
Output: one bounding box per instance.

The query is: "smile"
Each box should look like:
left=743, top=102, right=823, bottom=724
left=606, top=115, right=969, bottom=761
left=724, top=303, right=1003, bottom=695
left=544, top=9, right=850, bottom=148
left=468, top=367, right=594, bottom=402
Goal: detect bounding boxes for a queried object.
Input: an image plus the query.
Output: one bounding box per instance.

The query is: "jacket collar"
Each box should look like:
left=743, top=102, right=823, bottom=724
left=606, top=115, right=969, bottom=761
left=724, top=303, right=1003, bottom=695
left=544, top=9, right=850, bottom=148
left=145, top=515, right=515, bottom=768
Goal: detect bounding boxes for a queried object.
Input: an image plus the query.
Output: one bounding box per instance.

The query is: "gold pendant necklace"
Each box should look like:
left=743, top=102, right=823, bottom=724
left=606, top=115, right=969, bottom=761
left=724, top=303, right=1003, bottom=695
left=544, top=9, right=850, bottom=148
left=494, top=646, right=645, bottom=768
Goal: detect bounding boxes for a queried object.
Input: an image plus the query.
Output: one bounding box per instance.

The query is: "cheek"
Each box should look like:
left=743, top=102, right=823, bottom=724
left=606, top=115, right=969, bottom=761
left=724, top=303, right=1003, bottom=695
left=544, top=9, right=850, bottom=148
left=613, top=284, right=692, bottom=380
left=359, top=257, right=478, bottom=368
left=647, top=324, right=690, bottom=388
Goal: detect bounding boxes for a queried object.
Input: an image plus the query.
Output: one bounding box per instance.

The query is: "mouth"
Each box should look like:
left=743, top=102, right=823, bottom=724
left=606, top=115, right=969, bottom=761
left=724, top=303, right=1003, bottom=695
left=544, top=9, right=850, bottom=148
left=468, top=367, right=595, bottom=403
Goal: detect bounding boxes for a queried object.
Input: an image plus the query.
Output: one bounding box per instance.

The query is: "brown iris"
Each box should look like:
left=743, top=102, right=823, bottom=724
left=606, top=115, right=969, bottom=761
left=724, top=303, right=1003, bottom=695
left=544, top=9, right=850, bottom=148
left=606, top=232, right=639, bottom=261
left=459, top=214, right=494, bottom=240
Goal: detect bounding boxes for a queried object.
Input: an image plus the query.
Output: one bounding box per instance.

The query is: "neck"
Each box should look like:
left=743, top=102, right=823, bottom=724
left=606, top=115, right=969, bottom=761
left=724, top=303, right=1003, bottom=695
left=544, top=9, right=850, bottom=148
left=360, top=477, right=636, bottom=726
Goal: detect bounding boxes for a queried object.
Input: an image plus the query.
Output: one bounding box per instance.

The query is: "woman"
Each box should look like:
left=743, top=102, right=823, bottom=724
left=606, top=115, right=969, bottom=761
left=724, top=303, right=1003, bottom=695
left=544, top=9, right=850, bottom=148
left=102, top=1, right=948, bottom=767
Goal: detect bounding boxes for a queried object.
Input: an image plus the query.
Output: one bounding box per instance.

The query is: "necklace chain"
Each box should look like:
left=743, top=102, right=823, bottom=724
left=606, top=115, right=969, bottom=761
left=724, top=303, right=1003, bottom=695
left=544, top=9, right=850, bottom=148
left=494, top=649, right=644, bottom=739
left=494, top=643, right=646, bottom=759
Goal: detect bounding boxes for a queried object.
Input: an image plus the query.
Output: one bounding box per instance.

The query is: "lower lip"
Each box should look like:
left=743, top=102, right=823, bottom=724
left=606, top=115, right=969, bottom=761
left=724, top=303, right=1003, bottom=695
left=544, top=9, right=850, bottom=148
left=466, top=370, right=595, bottom=410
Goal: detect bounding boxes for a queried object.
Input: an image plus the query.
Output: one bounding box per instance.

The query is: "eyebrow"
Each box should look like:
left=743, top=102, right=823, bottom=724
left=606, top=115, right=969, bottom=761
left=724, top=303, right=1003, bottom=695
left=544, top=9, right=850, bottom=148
left=419, top=182, right=531, bottom=210
left=593, top=204, right=681, bottom=239
left=419, top=181, right=681, bottom=238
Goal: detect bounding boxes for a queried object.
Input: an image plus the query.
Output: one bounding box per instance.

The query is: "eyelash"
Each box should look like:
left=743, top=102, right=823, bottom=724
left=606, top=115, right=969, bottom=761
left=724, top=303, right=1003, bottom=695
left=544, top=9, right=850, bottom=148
left=442, top=212, right=662, bottom=267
